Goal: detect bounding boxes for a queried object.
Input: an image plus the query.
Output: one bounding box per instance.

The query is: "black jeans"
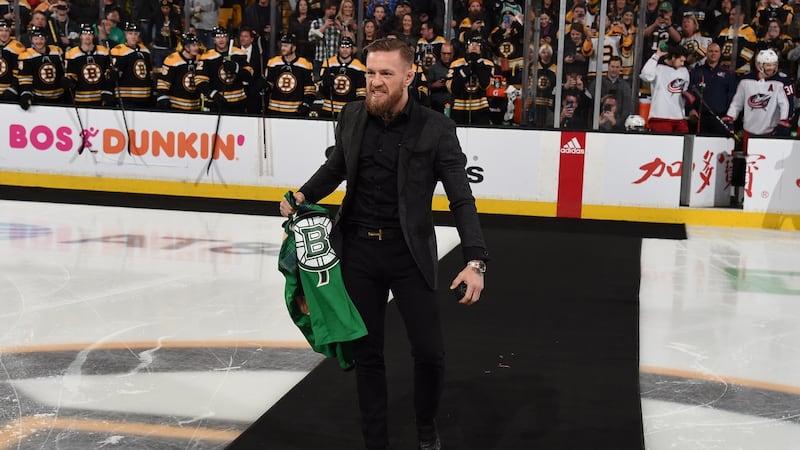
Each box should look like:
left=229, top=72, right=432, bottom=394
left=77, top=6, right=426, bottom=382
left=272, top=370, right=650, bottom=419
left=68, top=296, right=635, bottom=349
left=341, top=232, right=445, bottom=449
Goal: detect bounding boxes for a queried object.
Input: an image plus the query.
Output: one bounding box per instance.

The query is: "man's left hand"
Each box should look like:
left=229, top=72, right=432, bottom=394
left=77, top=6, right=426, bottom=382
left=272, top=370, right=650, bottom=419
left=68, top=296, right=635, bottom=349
left=450, top=264, right=484, bottom=305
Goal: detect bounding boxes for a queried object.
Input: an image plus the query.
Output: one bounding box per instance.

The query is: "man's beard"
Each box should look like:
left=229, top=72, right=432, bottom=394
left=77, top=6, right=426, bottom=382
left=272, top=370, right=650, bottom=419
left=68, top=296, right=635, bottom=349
left=365, top=84, right=404, bottom=120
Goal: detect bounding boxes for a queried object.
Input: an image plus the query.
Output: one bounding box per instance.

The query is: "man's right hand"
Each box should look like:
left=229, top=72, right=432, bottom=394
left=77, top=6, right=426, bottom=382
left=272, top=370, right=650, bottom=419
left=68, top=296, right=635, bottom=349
left=280, top=191, right=305, bottom=217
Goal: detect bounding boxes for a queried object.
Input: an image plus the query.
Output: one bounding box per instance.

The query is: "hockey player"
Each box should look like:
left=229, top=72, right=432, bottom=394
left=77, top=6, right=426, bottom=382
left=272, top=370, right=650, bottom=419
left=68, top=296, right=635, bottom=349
left=0, top=19, right=25, bottom=102
left=724, top=49, right=793, bottom=144
left=446, top=34, right=494, bottom=125
left=319, top=36, right=365, bottom=118
left=17, top=26, right=67, bottom=110
left=65, top=24, right=115, bottom=106
left=263, top=34, right=316, bottom=117
left=110, top=22, right=154, bottom=109
left=195, top=26, right=252, bottom=114
left=155, top=32, right=202, bottom=111
left=639, top=44, right=692, bottom=133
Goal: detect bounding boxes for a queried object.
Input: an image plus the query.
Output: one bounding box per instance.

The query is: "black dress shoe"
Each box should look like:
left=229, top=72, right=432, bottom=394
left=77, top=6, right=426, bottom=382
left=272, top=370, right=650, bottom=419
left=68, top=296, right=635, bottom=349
left=417, top=426, right=441, bottom=450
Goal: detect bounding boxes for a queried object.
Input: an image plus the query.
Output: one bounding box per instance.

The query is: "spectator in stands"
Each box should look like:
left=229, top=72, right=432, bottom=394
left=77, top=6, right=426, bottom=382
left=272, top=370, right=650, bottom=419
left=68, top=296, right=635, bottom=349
left=643, top=1, right=681, bottom=62
left=48, top=0, right=78, bottom=49
left=20, top=10, right=54, bottom=46
left=95, top=8, right=125, bottom=49
left=2, top=0, right=31, bottom=30
left=187, top=0, right=222, bottom=48
left=110, top=22, right=153, bottom=109
left=362, top=19, right=379, bottom=59
left=488, top=8, right=524, bottom=88
left=597, top=94, right=624, bottom=131
left=538, top=10, right=556, bottom=48
left=689, top=42, right=736, bottom=136
left=586, top=55, right=632, bottom=121
left=640, top=44, right=692, bottom=133
left=457, top=0, right=489, bottom=49
left=680, top=14, right=711, bottom=70
left=563, top=25, right=592, bottom=80
left=724, top=48, right=793, bottom=142
left=150, top=0, right=181, bottom=69
left=242, top=0, right=272, bottom=53
left=755, top=19, right=795, bottom=74
left=308, top=0, right=344, bottom=79
left=288, top=0, right=315, bottom=61
left=427, top=40, right=453, bottom=113
left=606, top=6, right=636, bottom=79
left=714, top=7, right=757, bottom=76
left=371, top=4, right=390, bottom=37
left=677, top=0, right=715, bottom=37
left=752, top=0, right=792, bottom=37
left=447, top=34, right=493, bottom=125
left=415, top=20, right=445, bottom=68
left=263, top=33, right=316, bottom=117
left=532, top=42, right=557, bottom=128
left=131, top=0, right=157, bottom=45
left=366, top=0, right=397, bottom=20
left=394, top=12, right=418, bottom=48
left=337, top=0, right=358, bottom=40
left=559, top=90, right=587, bottom=129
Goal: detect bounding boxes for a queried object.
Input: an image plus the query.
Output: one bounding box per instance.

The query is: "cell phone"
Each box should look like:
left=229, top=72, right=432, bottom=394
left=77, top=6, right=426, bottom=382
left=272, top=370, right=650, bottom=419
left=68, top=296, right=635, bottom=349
left=566, top=100, right=575, bottom=109
left=454, top=282, right=468, bottom=300
left=503, top=15, right=511, bottom=26
left=603, top=104, right=612, bottom=112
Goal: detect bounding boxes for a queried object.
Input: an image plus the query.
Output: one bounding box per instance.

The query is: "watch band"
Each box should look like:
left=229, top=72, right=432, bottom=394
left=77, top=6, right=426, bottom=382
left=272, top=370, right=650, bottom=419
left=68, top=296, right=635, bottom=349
left=467, top=260, right=486, bottom=274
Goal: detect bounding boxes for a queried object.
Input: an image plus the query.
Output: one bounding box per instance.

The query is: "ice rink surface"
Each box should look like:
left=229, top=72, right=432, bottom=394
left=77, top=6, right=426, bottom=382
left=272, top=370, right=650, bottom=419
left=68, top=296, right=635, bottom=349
left=0, top=200, right=798, bottom=449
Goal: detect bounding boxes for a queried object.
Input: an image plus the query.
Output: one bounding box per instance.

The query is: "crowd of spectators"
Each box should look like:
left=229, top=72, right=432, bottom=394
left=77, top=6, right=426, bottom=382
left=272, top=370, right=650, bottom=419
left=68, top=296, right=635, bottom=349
left=0, top=0, right=798, bottom=135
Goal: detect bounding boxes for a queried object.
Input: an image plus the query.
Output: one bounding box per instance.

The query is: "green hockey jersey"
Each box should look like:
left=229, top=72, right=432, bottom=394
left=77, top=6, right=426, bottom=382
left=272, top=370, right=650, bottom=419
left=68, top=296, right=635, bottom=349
left=278, top=194, right=367, bottom=370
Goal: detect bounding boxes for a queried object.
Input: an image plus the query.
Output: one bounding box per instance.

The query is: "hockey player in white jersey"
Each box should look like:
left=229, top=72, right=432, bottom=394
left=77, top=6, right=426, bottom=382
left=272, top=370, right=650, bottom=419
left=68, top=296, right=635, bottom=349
left=723, top=49, right=793, bottom=145
left=639, top=44, right=693, bottom=133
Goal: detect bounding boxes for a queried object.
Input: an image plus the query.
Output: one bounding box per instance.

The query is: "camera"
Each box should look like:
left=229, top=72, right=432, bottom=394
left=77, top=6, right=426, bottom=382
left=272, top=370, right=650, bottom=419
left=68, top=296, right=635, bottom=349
left=566, top=100, right=575, bottom=109
left=328, top=14, right=336, bottom=20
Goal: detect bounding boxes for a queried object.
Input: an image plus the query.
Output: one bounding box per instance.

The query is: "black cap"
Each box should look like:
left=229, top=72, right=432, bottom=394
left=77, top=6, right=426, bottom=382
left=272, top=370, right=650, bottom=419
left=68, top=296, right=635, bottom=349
left=123, top=21, right=140, bottom=32
left=280, top=33, right=296, bottom=45
left=0, top=19, right=9, bottom=29
left=339, top=36, right=354, bottom=47
left=29, top=26, right=45, bottom=37
left=212, top=26, right=228, bottom=37
left=182, top=33, right=199, bottom=45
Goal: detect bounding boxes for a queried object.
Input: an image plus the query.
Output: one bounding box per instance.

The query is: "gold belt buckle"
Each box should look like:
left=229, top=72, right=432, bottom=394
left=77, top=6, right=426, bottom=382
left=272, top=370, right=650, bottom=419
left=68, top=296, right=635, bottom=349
left=367, top=229, right=383, bottom=240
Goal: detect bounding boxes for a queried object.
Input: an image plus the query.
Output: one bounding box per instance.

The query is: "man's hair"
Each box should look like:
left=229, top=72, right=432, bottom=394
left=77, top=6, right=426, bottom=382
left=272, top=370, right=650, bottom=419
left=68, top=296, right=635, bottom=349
left=608, top=55, right=622, bottom=65
left=365, top=37, right=414, bottom=67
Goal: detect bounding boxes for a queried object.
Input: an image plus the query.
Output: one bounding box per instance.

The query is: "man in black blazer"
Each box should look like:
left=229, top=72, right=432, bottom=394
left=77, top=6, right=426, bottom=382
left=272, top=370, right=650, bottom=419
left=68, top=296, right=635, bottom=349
left=280, top=38, right=488, bottom=450
left=238, top=26, right=266, bottom=114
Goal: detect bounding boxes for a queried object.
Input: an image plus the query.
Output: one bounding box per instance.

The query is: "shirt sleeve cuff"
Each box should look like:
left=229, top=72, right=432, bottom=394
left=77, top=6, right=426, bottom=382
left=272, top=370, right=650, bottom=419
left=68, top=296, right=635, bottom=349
left=463, top=246, right=490, bottom=264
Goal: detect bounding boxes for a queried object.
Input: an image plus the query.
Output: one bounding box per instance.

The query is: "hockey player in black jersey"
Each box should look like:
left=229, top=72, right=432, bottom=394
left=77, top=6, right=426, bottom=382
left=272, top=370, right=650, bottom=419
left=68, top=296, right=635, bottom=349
left=195, top=26, right=253, bottom=114
left=319, top=36, right=366, bottom=118
left=18, top=26, right=67, bottom=109
left=263, top=34, right=316, bottom=117
left=110, top=22, right=154, bottom=109
left=155, top=32, right=201, bottom=111
left=65, top=24, right=115, bottom=106
left=0, top=19, right=25, bottom=102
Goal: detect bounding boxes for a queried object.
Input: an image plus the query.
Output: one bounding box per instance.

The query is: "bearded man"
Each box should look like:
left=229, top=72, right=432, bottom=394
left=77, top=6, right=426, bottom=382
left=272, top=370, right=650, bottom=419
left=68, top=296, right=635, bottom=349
left=279, top=37, right=489, bottom=450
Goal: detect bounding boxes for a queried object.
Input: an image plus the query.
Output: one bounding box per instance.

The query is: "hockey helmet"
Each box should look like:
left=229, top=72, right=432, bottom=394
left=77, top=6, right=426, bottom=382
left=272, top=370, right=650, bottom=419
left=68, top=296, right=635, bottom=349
left=29, top=26, right=45, bottom=38
left=280, top=33, right=296, bottom=45
left=0, top=19, right=9, bottom=29
left=212, top=26, right=228, bottom=37
left=182, top=33, right=199, bottom=45
left=624, top=115, right=647, bottom=131
left=123, top=21, right=140, bottom=32
left=339, top=36, right=354, bottom=48
left=756, top=48, right=778, bottom=65
left=80, top=23, right=95, bottom=35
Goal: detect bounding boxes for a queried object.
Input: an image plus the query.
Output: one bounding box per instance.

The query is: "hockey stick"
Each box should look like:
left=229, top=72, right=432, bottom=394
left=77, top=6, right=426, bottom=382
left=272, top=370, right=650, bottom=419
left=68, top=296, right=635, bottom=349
left=206, top=38, right=234, bottom=175
left=115, top=84, right=131, bottom=156
left=691, top=87, right=741, bottom=142
left=69, top=86, right=88, bottom=154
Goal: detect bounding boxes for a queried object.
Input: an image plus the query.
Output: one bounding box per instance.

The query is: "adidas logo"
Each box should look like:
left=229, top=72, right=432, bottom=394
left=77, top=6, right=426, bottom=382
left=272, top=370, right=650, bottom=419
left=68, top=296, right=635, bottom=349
left=560, top=137, right=585, bottom=154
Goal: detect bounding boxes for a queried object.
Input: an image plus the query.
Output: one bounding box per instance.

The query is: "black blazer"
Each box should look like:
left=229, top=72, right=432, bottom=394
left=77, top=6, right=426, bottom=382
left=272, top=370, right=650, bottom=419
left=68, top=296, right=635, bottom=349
left=299, top=100, right=488, bottom=289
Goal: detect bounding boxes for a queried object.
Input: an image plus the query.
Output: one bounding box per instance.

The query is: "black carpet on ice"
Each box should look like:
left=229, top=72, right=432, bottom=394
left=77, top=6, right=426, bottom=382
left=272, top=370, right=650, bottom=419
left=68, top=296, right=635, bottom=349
left=228, top=216, right=685, bottom=450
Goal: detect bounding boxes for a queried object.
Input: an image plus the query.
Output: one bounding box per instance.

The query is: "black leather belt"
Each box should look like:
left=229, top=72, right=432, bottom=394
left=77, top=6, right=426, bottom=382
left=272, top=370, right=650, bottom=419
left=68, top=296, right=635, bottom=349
left=350, top=226, right=404, bottom=241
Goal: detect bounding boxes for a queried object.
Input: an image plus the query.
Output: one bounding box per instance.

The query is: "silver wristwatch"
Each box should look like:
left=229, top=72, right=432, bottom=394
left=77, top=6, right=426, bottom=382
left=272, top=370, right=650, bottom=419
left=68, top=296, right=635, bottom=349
left=467, top=260, right=486, bottom=274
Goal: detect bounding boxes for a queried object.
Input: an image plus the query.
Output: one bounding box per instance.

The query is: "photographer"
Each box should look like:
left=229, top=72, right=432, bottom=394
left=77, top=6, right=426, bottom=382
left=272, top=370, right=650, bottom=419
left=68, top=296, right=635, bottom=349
left=643, top=1, right=680, bottom=62
left=308, top=0, right=344, bottom=80
left=559, top=90, right=587, bottom=129
left=597, top=94, right=624, bottom=131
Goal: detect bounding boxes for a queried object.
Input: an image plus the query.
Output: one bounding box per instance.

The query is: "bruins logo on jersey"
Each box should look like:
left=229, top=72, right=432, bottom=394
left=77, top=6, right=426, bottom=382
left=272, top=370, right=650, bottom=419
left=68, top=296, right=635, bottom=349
left=133, top=59, right=149, bottom=80
left=465, top=75, right=481, bottom=94
left=499, top=41, right=515, bottom=58
left=332, top=73, right=352, bottom=95
left=537, top=74, right=553, bottom=90
left=217, top=65, right=235, bottom=85
left=277, top=72, right=298, bottom=93
left=683, top=39, right=698, bottom=54
left=0, top=58, right=7, bottom=77
left=422, top=53, right=436, bottom=69
left=181, top=72, right=197, bottom=92
left=39, top=62, right=58, bottom=85
left=82, top=62, right=103, bottom=84
left=721, top=41, right=733, bottom=58
left=293, top=214, right=337, bottom=273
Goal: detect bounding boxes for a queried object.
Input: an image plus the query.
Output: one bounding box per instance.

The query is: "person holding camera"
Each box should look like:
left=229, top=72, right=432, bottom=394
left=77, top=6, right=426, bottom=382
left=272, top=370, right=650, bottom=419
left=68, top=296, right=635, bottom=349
left=457, top=0, right=489, bottom=50
left=47, top=0, right=78, bottom=50
left=309, top=0, right=344, bottom=80
left=559, top=90, right=587, bottom=129
left=597, top=94, right=625, bottom=131
left=446, top=33, right=493, bottom=125
left=643, top=1, right=681, bottom=62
